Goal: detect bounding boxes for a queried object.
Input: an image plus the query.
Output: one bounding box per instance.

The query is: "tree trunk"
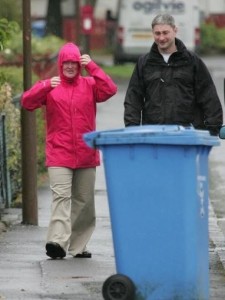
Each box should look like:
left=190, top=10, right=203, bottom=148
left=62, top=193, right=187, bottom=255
left=46, top=0, right=62, bottom=38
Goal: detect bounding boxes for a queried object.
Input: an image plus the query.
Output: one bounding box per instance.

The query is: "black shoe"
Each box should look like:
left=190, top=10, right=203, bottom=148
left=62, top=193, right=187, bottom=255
left=46, top=242, right=66, bottom=259
left=74, top=251, right=92, bottom=258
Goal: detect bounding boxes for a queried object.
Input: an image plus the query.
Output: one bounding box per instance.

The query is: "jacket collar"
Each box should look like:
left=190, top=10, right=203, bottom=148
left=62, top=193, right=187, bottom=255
left=148, top=38, right=191, bottom=65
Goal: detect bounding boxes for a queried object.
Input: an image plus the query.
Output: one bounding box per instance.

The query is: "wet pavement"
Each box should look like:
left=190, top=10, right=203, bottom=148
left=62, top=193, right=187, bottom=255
left=0, top=165, right=116, bottom=300
left=0, top=56, right=225, bottom=299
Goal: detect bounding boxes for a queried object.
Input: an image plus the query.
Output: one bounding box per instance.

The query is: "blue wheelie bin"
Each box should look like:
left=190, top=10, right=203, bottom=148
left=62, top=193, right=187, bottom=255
left=84, top=125, right=219, bottom=300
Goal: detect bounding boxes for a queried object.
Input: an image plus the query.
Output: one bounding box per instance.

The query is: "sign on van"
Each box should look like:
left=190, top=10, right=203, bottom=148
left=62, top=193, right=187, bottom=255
left=132, top=1, right=185, bottom=14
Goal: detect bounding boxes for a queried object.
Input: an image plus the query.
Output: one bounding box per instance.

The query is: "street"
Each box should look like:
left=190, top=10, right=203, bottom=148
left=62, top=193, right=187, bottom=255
left=201, top=56, right=225, bottom=237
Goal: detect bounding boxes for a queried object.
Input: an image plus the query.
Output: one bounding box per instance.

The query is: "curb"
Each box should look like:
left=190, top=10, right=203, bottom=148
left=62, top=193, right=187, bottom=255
left=0, top=208, right=22, bottom=236
left=209, top=201, right=225, bottom=268
left=0, top=221, right=7, bottom=235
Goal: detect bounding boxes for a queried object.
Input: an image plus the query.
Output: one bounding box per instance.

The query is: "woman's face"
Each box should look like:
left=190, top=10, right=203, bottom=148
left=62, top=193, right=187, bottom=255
left=62, top=61, right=79, bottom=78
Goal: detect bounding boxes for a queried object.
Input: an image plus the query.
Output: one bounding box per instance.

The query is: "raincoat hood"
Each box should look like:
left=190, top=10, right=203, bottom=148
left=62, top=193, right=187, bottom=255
left=58, top=42, right=81, bottom=83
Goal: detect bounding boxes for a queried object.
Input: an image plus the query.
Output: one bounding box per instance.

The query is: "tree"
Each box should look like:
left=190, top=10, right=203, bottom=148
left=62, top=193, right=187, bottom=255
left=0, top=0, right=22, bottom=26
left=0, top=0, right=21, bottom=50
left=0, top=18, right=20, bottom=50
left=46, top=0, right=62, bottom=38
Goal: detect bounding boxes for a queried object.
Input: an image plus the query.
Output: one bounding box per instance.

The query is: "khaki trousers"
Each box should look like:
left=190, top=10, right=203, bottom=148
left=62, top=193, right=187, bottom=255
left=47, top=167, right=96, bottom=256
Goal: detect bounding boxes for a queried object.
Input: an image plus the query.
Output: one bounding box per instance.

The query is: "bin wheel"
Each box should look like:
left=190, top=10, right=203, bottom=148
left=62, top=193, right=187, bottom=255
left=102, top=273, right=136, bottom=300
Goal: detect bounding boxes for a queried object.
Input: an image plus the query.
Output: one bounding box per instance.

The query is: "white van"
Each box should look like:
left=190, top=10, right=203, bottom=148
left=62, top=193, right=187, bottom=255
left=114, top=0, right=201, bottom=64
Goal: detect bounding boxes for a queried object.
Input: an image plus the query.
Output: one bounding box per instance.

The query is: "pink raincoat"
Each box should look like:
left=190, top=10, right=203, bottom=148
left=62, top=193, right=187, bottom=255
left=21, top=43, right=117, bottom=169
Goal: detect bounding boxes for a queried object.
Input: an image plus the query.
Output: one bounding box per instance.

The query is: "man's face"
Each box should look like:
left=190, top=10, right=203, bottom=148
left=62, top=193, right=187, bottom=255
left=152, top=24, right=177, bottom=53
left=62, top=61, right=79, bottom=78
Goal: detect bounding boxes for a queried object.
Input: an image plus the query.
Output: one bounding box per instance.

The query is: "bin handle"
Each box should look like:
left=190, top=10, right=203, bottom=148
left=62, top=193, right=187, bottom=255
left=83, top=131, right=100, bottom=148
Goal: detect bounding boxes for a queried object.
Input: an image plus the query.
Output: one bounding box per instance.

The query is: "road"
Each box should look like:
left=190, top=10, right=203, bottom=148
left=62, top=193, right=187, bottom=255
left=202, top=56, right=225, bottom=237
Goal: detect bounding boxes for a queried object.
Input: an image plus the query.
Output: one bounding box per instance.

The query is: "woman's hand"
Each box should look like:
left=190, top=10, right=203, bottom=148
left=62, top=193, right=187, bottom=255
left=80, top=54, right=92, bottom=67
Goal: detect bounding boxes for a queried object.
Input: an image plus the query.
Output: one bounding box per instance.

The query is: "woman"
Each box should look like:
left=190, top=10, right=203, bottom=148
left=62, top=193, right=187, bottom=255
left=21, top=42, right=117, bottom=259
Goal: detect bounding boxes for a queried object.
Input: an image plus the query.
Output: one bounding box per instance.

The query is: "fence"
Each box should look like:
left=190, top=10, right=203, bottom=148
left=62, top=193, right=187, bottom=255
left=0, top=114, right=10, bottom=211
left=0, top=94, right=21, bottom=212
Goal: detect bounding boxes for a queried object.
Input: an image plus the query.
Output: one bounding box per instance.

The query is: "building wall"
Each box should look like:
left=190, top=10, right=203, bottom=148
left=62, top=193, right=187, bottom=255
left=199, top=0, right=225, bottom=27
left=31, top=0, right=48, bottom=18
left=199, top=0, right=225, bottom=16
left=94, top=0, right=118, bottom=19
left=208, top=0, right=225, bottom=14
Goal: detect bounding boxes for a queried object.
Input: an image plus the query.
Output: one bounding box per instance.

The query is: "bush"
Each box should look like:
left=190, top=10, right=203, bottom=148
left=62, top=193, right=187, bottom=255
left=2, top=31, right=65, bottom=63
left=0, top=66, right=46, bottom=204
left=0, top=83, right=21, bottom=201
left=0, top=18, right=20, bottom=50
left=199, top=22, right=225, bottom=54
left=0, top=66, right=23, bottom=96
left=217, top=27, right=225, bottom=52
left=0, top=1, right=22, bottom=27
left=36, top=108, right=46, bottom=175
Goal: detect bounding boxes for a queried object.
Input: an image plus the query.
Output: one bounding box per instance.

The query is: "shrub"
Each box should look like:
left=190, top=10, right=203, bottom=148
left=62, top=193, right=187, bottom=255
left=0, top=66, right=46, bottom=204
left=2, top=31, right=65, bottom=63
left=0, top=66, right=23, bottom=96
left=0, top=18, right=20, bottom=50
left=199, top=22, right=225, bottom=54
left=0, top=83, right=21, bottom=201
left=216, top=27, right=225, bottom=52
left=0, top=0, right=22, bottom=27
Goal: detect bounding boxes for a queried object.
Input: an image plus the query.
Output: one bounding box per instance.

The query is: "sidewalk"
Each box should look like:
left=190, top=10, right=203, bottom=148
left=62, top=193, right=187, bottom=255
left=0, top=163, right=114, bottom=300
left=0, top=161, right=225, bottom=299
left=209, top=203, right=225, bottom=298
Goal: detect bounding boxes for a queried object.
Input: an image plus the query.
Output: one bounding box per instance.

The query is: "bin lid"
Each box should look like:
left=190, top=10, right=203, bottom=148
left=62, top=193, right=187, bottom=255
left=84, top=125, right=220, bottom=148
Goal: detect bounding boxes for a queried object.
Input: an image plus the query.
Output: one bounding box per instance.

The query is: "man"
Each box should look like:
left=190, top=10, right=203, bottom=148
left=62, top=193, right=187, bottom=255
left=124, top=14, right=223, bottom=134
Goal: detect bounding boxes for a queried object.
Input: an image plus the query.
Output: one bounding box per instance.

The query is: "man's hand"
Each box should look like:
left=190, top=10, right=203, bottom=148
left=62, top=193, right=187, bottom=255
left=50, top=76, right=61, bottom=88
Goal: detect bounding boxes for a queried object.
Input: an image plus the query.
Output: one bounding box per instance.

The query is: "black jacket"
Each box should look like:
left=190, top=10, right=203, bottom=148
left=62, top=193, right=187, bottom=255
left=124, top=38, right=223, bottom=134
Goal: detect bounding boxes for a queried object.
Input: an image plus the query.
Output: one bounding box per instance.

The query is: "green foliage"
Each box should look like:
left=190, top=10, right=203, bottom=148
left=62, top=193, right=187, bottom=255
left=216, top=27, right=225, bottom=52
left=199, top=22, right=225, bottom=54
left=0, top=83, right=21, bottom=200
left=0, top=66, right=45, bottom=204
left=0, top=18, right=20, bottom=51
left=36, top=109, right=47, bottom=175
left=2, top=31, right=65, bottom=62
left=31, top=35, right=65, bottom=56
left=0, top=0, right=22, bottom=26
left=200, top=23, right=219, bottom=51
left=1, top=31, right=23, bottom=59
left=0, top=66, right=23, bottom=96
left=102, top=63, right=135, bottom=79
